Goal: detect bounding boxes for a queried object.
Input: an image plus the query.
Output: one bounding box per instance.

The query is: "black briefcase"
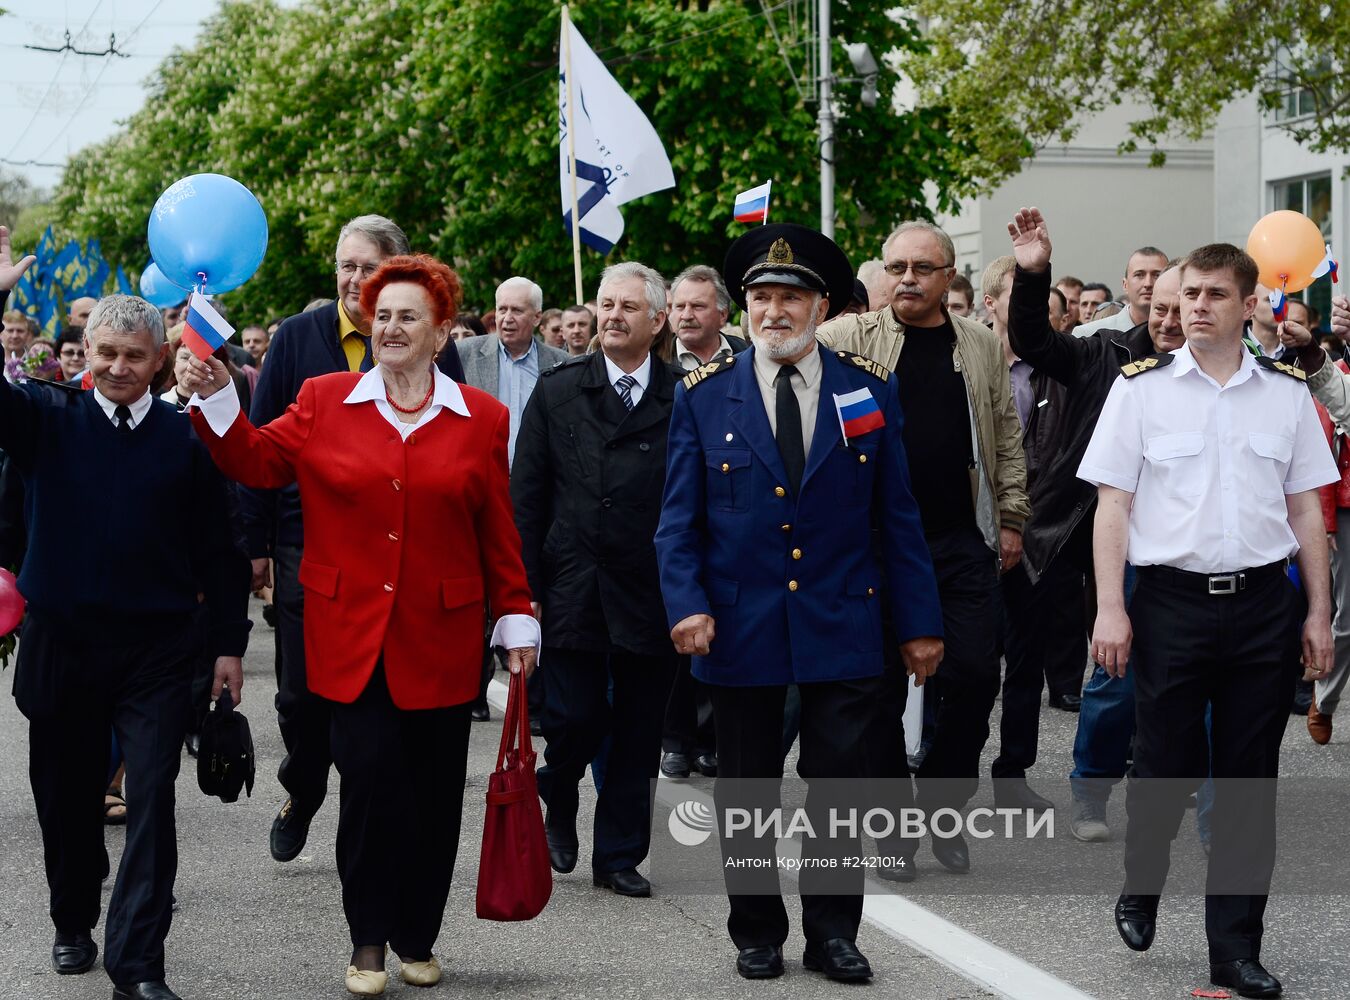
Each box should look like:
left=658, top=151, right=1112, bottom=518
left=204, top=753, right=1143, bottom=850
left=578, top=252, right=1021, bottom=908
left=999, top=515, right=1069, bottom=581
left=197, top=690, right=256, bottom=803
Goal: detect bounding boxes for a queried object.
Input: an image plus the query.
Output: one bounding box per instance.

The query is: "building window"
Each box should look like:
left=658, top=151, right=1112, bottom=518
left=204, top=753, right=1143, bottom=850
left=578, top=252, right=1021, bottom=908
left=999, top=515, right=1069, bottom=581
left=1271, top=174, right=1332, bottom=331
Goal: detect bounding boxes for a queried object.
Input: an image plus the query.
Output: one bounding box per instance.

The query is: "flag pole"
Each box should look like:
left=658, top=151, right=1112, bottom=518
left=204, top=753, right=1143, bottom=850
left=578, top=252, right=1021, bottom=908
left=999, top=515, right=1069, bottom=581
left=763, top=179, right=772, bottom=226
left=562, top=5, right=585, bottom=306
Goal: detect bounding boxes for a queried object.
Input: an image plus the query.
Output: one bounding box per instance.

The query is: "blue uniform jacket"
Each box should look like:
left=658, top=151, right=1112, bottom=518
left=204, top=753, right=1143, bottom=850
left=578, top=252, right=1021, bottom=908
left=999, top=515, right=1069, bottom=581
left=655, top=344, right=943, bottom=686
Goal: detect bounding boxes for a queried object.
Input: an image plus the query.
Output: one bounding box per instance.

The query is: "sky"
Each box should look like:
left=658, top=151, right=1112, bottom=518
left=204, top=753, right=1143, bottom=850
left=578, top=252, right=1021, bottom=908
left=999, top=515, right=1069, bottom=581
left=1, top=0, right=299, bottom=193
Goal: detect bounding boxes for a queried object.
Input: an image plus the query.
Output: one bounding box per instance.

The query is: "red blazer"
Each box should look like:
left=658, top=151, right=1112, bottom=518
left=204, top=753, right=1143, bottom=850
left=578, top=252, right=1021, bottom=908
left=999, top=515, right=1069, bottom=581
left=190, top=372, right=533, bottom=709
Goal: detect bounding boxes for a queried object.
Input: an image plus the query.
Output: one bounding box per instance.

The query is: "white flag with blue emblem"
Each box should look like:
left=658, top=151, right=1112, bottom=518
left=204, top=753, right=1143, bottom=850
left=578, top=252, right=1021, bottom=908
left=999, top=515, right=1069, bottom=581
left=559, top=16, right=675, bottom=254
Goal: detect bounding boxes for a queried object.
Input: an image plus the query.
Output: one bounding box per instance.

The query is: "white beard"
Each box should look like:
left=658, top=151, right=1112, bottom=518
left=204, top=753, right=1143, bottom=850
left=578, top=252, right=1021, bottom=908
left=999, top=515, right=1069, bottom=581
left=749, top=316, right=818, bottom=360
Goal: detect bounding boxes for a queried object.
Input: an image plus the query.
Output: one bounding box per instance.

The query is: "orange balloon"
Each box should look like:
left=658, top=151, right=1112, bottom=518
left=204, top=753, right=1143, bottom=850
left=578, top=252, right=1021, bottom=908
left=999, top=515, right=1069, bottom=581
left=1247, top=210, right=1326, bottom=294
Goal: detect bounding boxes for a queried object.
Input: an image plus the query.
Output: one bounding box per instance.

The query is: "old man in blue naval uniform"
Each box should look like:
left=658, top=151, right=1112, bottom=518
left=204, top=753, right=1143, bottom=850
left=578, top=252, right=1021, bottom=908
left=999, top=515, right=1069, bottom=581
left=655, top=223, right=944, bottom=984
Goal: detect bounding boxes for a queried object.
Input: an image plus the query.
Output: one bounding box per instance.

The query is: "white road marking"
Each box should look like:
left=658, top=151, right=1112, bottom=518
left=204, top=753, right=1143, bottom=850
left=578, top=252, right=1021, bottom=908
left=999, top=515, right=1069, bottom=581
left=486, top=678, right=1093, bottom=1000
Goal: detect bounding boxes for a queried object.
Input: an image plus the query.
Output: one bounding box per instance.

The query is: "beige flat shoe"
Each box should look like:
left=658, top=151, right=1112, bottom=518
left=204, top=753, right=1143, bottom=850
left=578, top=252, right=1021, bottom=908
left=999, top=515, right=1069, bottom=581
left=345, top=965, right=388, bottom=996
left=400, top=955, right=442, bottom=986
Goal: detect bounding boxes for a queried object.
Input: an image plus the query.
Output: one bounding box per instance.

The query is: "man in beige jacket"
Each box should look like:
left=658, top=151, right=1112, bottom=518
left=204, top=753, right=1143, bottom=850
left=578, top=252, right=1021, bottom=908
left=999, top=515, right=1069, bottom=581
left=818, top=220, right=1029, bottom=878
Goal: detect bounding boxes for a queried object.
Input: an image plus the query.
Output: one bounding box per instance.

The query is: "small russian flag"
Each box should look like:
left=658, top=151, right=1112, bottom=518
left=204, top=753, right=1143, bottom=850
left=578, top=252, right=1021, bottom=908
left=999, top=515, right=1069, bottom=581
left=733, top=180, right=772, bottom=224
left=833, top=387, right=885, bottom=441
left=1268, top=287, right=1287, bottom=324
left=182, top=291, right=235, bottom=361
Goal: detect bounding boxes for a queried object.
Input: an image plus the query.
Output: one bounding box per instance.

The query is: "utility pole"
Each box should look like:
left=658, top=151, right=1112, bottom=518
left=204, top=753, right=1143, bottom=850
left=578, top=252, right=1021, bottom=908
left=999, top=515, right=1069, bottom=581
left=817, top=0, right=834, bottom=238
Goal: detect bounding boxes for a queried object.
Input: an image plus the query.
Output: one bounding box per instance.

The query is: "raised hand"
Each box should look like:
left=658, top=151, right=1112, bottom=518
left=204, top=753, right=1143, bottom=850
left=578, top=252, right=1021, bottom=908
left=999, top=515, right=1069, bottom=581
left=1007, top=207, right=1052, bottom=274
left=0, top=226, right=36, bottom=293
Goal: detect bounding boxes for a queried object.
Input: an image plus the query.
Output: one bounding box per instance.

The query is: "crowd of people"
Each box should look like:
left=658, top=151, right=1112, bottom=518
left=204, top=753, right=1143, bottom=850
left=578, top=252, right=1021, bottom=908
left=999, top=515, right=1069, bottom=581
left=0, top=197, right=1340, bottom=1000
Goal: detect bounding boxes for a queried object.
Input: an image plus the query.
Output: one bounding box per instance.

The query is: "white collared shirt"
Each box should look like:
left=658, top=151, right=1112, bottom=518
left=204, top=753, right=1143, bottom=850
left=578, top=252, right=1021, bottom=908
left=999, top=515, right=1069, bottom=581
left=602, top=352, right=652, bottom=409
left=341, top=364, right=469, bottom=438
left=675, top=334, right=735, bottom=371
left=1078, top=342, right=1337, bottom=573
left=192, top=367, right=540, bottom=651
left=93, top=387, right=153, bottom=429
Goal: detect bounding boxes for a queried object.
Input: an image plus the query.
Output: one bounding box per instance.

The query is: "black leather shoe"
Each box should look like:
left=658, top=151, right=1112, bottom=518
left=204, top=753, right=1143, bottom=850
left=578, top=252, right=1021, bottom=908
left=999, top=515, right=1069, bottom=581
left=593, top=867, right=651, bottom=897
left=803, top=939, right=873, bottom=982
left=529, top=716, right=542, bottom=737
left=470, top=704, right=491, bottom=722
left=660, top=751, right=691, bottom=779
left=51, top=931, right=97, bottom=974
left=1049, top=693, right=1083, bottom=712
left=1114, top=894, right=1158, bottom=952
left=183, top=731, right=201, bottom=758
left=993, top=778, right=1054, bottom=812
left=1210, top=958, right=1282, bottom=998
left=693, top=752, right=718, bottom=777
left=930, top=832, right=971, bottom=874
left=269, top=797, right=314, bottom=863
left=112, top=981, right=182, bottom=1000
left=736, top=945, right=784, bottom=979
left=545, top=806, right=579, bottom=874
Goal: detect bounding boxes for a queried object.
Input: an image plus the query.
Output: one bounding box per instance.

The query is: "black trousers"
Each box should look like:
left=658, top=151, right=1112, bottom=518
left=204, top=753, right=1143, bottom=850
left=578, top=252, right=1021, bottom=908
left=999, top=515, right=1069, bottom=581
left=20, top=612, right=195, bottom=985
left=662, top=654, right=716, bottom=756
left=273, top=544, right=333, bottom=811
left=900, top=523, right=1001, bottom=811
left=709, top=676, right=884, bottom=950
left=535, top=646, right=676, bottom=873
left=993, top=558, right=1088, bottom=779
left=328, top=666, right=471, bottom=956
left=1124, top=567, right=1302, bottom=963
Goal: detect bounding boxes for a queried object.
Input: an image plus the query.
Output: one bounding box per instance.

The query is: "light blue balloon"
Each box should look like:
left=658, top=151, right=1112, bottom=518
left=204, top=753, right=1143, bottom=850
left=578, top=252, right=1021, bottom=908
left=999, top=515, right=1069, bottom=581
left=147, top=173, right=268, bottom=295
left=139, top=261, right=187, bottom=309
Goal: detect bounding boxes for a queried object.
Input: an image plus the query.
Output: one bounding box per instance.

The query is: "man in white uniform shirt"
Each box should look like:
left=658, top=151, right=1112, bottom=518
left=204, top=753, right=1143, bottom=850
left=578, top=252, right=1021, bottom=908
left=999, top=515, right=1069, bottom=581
left=1078, top=241, right=1335, bottom=1000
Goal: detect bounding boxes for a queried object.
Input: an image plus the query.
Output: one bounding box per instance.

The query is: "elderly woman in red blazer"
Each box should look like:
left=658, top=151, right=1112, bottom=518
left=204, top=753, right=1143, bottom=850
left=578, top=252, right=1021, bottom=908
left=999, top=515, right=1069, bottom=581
left=179, top=255, right=537, bottom=996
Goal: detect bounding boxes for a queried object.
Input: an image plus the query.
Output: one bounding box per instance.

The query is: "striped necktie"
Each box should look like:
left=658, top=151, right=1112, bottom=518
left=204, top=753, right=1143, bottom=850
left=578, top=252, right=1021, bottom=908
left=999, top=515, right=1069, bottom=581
left=615, top=374, right=638, bottom=411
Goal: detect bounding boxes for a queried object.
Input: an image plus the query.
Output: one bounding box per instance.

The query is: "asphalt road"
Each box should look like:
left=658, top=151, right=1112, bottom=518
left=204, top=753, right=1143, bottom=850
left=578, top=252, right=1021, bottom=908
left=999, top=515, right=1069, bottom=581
left=1, top=599, right=1346, bottom=999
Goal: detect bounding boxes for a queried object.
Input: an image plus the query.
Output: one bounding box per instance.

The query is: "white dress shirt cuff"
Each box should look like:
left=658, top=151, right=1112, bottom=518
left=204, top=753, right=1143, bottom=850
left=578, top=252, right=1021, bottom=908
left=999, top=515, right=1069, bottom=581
left=490, top=612, right=541, bottom=651
left=190, top=382, right=241, bottom=437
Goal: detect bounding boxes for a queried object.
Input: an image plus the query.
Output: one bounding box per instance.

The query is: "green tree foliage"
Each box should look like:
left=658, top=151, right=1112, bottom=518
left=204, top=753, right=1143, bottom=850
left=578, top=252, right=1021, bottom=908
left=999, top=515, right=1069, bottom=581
left=47, top=0, right=971, bottom=323
left=900, top=0, right=1350, bottom=186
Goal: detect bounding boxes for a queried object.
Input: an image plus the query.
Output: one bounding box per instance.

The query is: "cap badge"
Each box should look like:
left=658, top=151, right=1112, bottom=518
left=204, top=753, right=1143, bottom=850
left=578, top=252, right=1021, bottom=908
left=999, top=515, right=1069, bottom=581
left=767, top=238, right=794, bottom=266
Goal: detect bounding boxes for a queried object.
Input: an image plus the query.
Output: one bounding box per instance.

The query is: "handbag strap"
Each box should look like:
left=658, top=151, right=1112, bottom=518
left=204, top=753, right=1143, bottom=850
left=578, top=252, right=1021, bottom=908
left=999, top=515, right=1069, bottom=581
left=495, top=667, right=536, bottom=770
left=515, top=666, right=535, bottom=760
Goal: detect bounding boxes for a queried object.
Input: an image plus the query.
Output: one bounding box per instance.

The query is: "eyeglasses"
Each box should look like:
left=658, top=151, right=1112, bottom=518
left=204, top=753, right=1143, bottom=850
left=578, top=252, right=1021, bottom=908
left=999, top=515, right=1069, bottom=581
left=882, top=260, right=954, bottom=278
left=59, top=347, right=85, bottom=359
left=335, top=260, right=381, bottom=278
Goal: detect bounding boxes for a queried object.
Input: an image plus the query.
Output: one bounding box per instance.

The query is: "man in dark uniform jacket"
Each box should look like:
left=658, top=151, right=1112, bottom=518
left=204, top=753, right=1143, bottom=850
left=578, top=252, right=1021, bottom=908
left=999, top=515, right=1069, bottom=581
left=511, top=260, right=681, bottom=898
left=656, top=224, right=944, bottom=983
left=1, top=231, right=250, bottom=1000
left=244, top=215, right=464, bottom=862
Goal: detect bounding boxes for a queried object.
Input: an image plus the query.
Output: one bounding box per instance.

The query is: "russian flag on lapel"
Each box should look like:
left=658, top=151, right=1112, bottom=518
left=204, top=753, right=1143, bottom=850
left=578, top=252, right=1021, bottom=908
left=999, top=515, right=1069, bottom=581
left=733, top=180, right=772, bottom=223
left=182, top=291, right=235, bottom=361
left=833, top=387, right=885, bottom=440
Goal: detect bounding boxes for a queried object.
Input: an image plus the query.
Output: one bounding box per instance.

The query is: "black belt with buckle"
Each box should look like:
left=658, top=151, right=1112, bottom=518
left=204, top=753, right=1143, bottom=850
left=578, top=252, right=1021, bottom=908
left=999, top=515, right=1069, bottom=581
left=1138, top=560, right=1288, bottom=596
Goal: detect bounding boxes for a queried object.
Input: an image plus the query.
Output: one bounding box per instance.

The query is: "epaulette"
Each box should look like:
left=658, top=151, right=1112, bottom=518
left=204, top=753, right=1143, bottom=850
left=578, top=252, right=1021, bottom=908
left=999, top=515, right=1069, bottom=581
left=541, top=354, right=589, bottom=377
left=1255, top=356, right=1307, bottom=382
left=1119, top=353, right=1174, bottom=378
left=836, top=351, right=891, bottom=381
left=682, top=355, right=736, bottom=391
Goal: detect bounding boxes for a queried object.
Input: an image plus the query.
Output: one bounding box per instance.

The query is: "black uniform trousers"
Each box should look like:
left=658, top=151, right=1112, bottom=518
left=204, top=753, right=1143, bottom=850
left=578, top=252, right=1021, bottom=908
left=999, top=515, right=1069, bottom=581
left=1124, top=566, right=1302, bottom=963
left=993, top=557, right=1088, bottom=779
left=709, top=675, right=884, bottom=950
left=662, top=654, right=716, bottom=757
left=535, top=646, right=677, bottom=873
left=273, top=544, right=333, bottom=813
left=328, top=664, right=471, bottom=957
left=20, top=611, right=195, bottom=985
left=895, top=523, right=1001, bottom=812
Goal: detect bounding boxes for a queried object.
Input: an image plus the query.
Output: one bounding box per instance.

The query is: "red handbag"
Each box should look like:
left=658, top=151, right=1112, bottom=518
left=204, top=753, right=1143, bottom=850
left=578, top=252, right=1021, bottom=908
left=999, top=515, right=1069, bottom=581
left=476, top=668, right=552, bottom=920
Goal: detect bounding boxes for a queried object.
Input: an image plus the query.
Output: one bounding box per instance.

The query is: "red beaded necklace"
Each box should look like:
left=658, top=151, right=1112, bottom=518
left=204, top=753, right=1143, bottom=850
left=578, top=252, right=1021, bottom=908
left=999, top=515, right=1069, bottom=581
left=385, top=381, right=435, bottom=414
